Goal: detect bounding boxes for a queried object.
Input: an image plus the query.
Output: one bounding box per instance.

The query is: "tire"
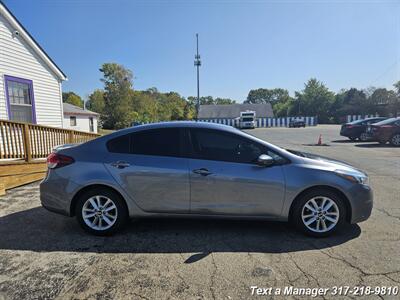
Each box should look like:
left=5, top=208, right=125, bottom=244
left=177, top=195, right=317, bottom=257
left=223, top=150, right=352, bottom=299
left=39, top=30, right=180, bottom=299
left=291, top=189, right=347, bottom=237
left=75, top=187, right=128, bottom=236
left=359, top=132, right=369, bottom=142
left=390, top=134, right=400, bottom=147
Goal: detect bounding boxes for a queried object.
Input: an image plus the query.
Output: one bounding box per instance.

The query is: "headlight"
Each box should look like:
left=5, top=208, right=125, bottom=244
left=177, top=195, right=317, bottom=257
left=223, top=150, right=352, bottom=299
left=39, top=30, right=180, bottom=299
left=335, top=169, right=369, bottom=185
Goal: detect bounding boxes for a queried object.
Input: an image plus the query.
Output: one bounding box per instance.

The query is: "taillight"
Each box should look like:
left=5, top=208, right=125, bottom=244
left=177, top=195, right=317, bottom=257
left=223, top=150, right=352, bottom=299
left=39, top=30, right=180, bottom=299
left=346, top=125, right=354, bottom=128
left=47, top=153, right=75, bottom=169
left=380, top=125, right=393, bottom=128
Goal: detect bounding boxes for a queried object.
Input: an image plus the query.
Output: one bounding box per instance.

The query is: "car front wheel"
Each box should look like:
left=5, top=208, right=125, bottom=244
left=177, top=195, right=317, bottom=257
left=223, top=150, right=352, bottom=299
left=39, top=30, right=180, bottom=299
left=390, top=134, right=400, bottom=146
left=359, top=132, right=369, bottom=142
left=292, top=189, right=346, bottom=237
left=75, top=188, right=128, bottom=235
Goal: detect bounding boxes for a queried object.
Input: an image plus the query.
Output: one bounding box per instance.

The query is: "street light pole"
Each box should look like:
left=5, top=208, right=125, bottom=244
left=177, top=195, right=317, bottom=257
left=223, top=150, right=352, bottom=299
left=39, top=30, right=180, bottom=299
left=194, top=33, right=201, bottom=120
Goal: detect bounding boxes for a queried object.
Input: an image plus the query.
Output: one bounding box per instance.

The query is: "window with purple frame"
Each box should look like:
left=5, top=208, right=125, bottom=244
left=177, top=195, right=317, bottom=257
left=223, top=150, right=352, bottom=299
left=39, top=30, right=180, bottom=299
left=5, top=75, right=36, bottom=123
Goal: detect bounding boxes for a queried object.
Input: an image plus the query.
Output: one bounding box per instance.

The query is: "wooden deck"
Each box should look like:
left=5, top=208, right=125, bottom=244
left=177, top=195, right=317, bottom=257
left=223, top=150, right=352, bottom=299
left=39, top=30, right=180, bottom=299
left=0, top=160, right=46, bottom=195
left=0, top=119, right=100, bottom=195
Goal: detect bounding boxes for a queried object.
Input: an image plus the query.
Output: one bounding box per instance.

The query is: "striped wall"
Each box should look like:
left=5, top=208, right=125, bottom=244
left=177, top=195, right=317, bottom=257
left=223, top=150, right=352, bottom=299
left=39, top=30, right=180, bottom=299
left=346, top=114, right=379, bottom=123
left=198, top=116, right=318, bottom=127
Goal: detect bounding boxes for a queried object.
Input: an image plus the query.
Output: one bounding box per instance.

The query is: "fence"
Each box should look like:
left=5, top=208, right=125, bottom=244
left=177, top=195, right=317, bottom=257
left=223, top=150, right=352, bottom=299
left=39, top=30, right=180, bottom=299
left=346, top=114, right=379, bottom=123
left=0, top=119, right=100, bottom=162
left=198, top=116, right=318, bottom=127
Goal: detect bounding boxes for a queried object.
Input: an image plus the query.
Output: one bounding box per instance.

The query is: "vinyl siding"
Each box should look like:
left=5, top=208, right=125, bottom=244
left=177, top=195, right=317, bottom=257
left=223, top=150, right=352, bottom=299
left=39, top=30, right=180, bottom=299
left=0, top=14, right=63, bottom=127
left=63, top=115, right=98, bottom=133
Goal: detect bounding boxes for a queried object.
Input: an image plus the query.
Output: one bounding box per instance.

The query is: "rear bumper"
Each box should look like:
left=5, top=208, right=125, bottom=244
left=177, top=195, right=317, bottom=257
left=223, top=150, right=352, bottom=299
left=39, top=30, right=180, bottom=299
left=40, top=172, right=80, bottom=217
left=347, top=184, right=373, bottom=223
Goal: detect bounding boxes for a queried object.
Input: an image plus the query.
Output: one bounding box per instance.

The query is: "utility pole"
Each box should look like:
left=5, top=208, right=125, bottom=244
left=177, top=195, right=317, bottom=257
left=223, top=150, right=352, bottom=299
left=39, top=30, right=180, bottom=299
left=194, top=33, right=201, bottom=120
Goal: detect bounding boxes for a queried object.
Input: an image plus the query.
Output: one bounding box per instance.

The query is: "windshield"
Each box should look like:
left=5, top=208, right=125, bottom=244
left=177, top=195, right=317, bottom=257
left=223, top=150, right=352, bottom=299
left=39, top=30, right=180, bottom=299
left=373, top=118, right=398, bottom=126
left=348, top=119, right=365, bottom=125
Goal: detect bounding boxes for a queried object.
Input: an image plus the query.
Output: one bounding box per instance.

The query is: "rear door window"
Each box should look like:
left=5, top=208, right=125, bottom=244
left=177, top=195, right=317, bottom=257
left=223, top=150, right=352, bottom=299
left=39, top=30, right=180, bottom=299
left=131, top=128, right=181, bottom=157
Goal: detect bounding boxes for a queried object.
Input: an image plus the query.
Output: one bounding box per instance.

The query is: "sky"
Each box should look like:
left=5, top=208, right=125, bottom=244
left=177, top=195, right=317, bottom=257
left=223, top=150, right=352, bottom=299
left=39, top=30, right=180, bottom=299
left=3, top=0, right=400, bottom=102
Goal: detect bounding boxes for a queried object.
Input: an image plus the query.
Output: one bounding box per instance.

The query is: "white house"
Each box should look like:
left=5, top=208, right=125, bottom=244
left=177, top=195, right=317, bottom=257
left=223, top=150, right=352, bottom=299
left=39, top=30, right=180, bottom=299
left=0, top=1, right=67, bottom=127
left=63, top=103, right=99, bottom=133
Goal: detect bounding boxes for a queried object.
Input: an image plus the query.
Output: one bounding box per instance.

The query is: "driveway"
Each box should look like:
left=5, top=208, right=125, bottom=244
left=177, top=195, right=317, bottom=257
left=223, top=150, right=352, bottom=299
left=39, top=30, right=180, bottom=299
left=0, top=125, right=399, bottom=299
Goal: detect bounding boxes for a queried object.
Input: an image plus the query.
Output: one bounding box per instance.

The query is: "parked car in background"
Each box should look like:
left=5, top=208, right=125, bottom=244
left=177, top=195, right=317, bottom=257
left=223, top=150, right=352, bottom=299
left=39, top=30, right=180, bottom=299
left=340, top=117, right=387, bottom=141
left=41, top=122, right=373, bottom=237
left=289, top=119, right=306, bottom=128
left=367, top=117, right=400, bottom=146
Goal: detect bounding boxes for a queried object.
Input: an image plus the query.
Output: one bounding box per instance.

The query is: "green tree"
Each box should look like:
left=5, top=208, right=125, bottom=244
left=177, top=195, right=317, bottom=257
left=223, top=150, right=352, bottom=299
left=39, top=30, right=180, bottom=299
left=214, top=97, right=236, bottom=105
left=332, top=88, right=370, bottom=121
left=245, top=88, right=291, bottom=104
left=295, top=78, right=335, bottom=123
left=62, top=91, right=83, bottom=108
left=369, top=88, right=398, bottom=116
left=100, top=63, right=134, bottom=129
left=86, top=89, right=105, bottom=114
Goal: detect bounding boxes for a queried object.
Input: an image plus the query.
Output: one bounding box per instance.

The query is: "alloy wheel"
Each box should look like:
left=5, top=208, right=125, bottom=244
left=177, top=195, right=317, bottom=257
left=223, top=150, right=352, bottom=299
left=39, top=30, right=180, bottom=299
left=82, top=195, right=118, bottom=231
left=360, top=133, right=368, bottom=142
left=391, top=134, right=400, bottom=146
left=301, top=196, right=339, bottom=233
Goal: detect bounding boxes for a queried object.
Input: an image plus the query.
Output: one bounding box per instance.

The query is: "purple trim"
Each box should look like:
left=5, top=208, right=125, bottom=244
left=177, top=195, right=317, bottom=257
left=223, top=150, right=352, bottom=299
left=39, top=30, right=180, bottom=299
left=4, top=75, right=36, bottom=124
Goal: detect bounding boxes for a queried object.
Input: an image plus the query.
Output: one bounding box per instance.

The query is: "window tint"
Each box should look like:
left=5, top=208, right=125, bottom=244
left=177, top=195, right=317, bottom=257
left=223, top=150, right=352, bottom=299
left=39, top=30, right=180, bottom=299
left=107, top=134, right=131, bottom=154
left=132, top=128, right=180, bottom=157
left=189, top=129, right=280, bottom=164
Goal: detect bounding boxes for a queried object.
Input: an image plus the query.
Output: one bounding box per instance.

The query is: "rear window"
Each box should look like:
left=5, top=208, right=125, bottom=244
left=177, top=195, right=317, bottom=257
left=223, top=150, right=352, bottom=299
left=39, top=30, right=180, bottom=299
left=107, top=134, right=131, bottom=153
left=373, top=118, right=398, bottom=126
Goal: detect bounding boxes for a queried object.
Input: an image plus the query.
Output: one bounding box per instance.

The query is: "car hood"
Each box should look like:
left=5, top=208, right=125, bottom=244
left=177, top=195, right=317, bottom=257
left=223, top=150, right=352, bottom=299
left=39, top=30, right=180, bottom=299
left=287, top=149, right=365, bottom=174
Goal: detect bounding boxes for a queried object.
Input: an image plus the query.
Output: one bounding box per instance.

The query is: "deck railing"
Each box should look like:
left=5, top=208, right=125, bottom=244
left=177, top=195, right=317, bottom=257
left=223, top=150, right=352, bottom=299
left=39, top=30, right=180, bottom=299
left=0, top=119, right=100, bottom=162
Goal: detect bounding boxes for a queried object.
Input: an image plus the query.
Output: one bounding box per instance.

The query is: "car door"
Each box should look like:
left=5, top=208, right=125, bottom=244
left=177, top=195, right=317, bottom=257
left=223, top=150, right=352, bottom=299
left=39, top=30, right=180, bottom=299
left=104, top=127, right=190, bottom=213
left=187, top=128, right=286, bottom=217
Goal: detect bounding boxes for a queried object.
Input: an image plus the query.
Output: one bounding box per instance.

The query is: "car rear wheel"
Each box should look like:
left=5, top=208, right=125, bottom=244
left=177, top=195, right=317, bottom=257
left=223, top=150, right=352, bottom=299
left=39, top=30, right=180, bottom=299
left=390, top=134, right=400, bottom=146
left=359, top=132, right=369, bottom=142
left=75, top=188, right=128, bottom=236
left=292, top=189, right=346, bottom=237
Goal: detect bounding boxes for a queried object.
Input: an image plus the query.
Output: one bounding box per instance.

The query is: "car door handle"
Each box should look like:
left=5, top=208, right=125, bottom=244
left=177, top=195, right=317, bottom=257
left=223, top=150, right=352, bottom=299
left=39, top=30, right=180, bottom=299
left=111, top=161, right=131, bottom=169
left=192, top=168, right=212, bottom=176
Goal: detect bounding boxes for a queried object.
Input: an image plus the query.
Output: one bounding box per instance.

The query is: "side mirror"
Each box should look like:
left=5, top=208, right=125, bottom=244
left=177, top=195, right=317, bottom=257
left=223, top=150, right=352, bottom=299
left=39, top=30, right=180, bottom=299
left=256, top=154, right=274, bottom=167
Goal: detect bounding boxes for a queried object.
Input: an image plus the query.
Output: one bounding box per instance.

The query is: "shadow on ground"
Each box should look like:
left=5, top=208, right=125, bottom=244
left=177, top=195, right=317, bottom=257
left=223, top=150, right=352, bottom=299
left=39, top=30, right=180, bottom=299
left=0, top=207, right=361, bottom=263
left=355, top=143, right=396, bottom=148
left=331, top=139, right=357, bottom=143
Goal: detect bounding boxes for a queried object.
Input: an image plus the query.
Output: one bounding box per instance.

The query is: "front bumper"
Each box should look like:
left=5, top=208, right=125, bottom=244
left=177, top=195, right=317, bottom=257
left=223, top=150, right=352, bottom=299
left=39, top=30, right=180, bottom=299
left=347, top=184, right=373, bottom=223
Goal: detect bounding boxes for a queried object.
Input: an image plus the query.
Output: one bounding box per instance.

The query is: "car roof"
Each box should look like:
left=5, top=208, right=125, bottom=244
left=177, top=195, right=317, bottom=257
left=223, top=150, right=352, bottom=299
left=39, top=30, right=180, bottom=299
left=133, top=121, right=235, bottom=130
left=102, top=121, right=238, bottom=140
left=348, top=117, right=386, bottom=124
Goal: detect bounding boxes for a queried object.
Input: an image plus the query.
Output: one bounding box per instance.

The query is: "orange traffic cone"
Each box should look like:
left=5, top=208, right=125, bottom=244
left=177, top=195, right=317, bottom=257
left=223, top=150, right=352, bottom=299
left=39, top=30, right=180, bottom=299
left=317, top=134, right=322, bottom=145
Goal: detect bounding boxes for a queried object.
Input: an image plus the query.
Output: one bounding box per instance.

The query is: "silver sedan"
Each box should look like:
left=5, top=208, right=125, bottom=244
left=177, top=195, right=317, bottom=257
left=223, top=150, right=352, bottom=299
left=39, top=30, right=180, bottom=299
left=40, top=122, right=373, bottom=237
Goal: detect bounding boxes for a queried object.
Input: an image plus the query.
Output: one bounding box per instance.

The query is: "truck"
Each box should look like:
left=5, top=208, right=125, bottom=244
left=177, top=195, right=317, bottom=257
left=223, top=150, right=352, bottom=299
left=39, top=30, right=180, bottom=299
left=238, top=111, right=256, bottom=129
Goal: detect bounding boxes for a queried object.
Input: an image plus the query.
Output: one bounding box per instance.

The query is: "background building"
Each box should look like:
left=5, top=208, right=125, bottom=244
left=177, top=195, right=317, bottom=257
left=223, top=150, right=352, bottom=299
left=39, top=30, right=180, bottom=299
left=0, top=1, right=67, bottom=127
left=63, top=103, right=99, bottom=133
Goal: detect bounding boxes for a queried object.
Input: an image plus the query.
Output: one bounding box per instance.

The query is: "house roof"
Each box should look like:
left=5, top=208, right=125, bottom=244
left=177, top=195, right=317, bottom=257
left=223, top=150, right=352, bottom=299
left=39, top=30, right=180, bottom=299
left=0, top=1, right=67, bottom=81
left=198, top=103, right=274, bottom=119
left=63, top=103, right=99, bottom=116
